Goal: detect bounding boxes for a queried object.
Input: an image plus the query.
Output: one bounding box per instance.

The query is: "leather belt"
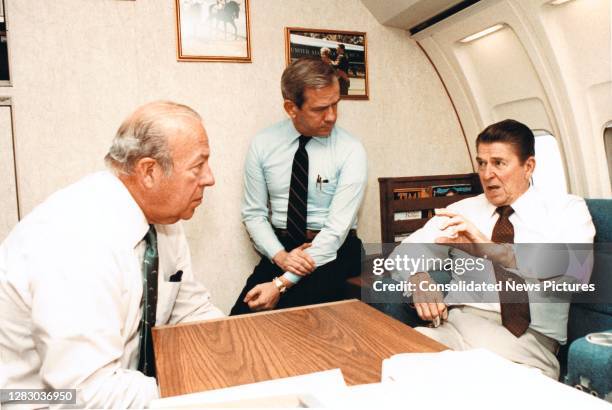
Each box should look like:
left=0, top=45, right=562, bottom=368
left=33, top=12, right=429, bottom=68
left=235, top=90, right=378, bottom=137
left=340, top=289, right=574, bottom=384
left=275, top=228, right=357, bottom=241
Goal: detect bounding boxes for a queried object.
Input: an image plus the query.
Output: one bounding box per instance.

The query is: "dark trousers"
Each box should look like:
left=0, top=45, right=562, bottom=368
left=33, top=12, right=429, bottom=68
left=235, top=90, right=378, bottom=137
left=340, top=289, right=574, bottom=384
left=230, top=234, right=363, bottom=315
left=338, top=77, right=350, bottom=95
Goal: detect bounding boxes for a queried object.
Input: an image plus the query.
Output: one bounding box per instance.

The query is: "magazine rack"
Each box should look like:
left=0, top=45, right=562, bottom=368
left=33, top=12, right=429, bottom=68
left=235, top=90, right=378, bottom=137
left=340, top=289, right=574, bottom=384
left=378, top=173, right=483, bottom=244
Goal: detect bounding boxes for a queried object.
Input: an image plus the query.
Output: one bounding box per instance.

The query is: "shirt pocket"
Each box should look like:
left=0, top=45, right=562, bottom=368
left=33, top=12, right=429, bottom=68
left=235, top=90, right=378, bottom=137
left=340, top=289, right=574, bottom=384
left=318, top=174, right=338, bottom=197
left=156, top=279, right=181, bottom=325
left=312, top=174, right=338, bottom=210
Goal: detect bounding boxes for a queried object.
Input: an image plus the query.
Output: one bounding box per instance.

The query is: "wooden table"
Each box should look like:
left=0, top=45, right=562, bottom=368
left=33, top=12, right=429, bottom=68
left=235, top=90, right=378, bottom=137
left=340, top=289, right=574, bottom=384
left=152, top=299, right=446, bottom=398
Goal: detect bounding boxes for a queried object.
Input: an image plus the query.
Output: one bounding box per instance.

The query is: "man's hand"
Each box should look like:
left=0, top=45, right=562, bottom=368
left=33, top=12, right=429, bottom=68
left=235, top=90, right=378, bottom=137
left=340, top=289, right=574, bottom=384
left=434, top=208, right=516, bottom=267
left=272, top=243, right=316, bottom=277
left=244, top=281, right=282, bottom=311
left=410, top=272, right=448, bottom=323
left=434, top=208, right=489, bottom=244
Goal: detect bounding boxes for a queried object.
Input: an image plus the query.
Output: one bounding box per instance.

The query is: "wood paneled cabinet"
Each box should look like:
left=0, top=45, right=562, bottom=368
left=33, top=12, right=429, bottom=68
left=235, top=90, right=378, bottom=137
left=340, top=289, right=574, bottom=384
left=378, top=173, right=483, bottom=244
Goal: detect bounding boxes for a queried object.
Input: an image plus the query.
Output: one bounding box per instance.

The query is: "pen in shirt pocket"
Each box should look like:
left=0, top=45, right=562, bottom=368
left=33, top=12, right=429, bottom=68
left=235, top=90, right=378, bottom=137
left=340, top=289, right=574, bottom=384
left=316, top=174, right=329, bottom=191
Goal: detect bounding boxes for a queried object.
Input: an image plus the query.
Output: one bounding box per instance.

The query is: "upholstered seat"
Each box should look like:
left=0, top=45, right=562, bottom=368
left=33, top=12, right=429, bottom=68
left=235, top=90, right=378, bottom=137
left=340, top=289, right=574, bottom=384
left=562, top=199, right=612, bottom=402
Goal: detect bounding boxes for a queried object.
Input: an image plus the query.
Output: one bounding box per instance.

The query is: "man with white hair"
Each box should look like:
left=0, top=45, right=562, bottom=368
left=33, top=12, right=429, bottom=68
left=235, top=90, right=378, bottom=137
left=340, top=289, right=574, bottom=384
left=0, top=101, right=223, bottom=408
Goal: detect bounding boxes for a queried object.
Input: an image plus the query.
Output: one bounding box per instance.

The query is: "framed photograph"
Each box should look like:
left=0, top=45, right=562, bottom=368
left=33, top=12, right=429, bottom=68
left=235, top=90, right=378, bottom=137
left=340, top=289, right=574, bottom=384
left=285, top=27, right=368, bottom=99
left=175, top=0, right=251, bottom=62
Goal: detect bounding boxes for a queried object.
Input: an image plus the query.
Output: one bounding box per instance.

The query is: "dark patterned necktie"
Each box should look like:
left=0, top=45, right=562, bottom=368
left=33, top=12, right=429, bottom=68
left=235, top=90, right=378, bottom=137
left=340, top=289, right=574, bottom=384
left=138, top=224, right=158, bottom=377
left=286, top=135, right=311, bottom=249
left=491, top=206, right=531, bottom=337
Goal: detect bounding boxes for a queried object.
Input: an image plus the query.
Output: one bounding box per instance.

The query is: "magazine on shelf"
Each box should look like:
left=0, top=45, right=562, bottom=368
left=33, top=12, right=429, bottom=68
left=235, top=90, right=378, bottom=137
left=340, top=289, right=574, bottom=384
left=431, top=184, right=473, bottom=197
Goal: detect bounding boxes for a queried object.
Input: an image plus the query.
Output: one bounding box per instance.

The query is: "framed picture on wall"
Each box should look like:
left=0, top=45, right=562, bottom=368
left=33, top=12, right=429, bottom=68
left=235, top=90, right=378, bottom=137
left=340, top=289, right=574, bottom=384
left=175, top=0, right=251, bottom=62
left=285, top=27, right=368, bottom=100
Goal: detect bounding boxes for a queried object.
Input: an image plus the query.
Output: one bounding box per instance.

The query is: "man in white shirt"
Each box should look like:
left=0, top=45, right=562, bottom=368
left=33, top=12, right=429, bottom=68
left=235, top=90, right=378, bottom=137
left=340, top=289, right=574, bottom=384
left=390, top=119, right=595, bottom=379
left=0, top=101, right=223, bottom=408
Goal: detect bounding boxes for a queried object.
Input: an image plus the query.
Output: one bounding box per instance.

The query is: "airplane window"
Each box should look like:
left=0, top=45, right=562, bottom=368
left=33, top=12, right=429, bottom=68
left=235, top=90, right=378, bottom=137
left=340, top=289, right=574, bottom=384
left=604, top=126, right=612, bottom=187
left=531, top=130, right=568, bottom=195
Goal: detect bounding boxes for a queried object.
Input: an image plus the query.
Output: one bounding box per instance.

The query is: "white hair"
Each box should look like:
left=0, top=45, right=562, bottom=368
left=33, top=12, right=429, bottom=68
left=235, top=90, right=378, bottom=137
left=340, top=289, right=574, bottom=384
left=105, top=101, right=202, bottom=175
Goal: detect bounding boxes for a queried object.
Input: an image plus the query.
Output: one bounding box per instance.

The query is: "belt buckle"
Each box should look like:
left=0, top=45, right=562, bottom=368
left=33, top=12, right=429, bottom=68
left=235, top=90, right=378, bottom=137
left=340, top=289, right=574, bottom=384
left=306, top=230, right=318, bottom=241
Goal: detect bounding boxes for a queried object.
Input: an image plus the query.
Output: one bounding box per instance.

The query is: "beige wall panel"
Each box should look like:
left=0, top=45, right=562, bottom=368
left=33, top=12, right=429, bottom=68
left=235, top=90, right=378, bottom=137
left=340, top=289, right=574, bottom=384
left=492, top=97, right=552, bottom=132
left=586, top=81, right=612, bottom=192
left=8, top=0, right=140, bottom=212
left=454, top=25, right=553, bottom=125
left=7, top=0, right=467, bottom=313
left=416, top=37, right=482, bottom=162
left=0, top=105, right=17, bottom=242
left=536, top=0, right=612, bottom=196
left=587, top=81, right=612, bottom=140
left=413, top=0, right=562, bottom=174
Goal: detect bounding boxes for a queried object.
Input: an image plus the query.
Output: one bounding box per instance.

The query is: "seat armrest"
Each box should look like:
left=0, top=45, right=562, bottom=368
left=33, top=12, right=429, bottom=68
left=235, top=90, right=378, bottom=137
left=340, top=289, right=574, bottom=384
left=564, top=331, right=612, bottom=402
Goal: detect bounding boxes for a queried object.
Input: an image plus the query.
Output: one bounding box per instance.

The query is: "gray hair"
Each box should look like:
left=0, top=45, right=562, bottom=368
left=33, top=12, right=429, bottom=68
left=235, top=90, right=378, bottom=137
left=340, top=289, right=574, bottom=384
left=281, top=57, right=337, bottom=108
left=105, top=101, right=202, bottom=175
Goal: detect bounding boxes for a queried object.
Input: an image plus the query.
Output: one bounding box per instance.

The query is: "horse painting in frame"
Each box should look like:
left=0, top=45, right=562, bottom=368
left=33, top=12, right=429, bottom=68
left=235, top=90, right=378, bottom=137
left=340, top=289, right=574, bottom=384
left=175, top=0, right=252, bottom=63
left=208, top=0, right=241, bottom=40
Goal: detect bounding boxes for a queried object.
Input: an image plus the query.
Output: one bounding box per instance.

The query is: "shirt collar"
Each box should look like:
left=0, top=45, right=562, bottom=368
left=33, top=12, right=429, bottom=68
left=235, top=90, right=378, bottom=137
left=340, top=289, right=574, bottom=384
left=487, top=185, right=537, bottom=220
left=510, top=185, right=542, bottom=224
left=102, top=171, right=150, bottom=248
left=286, top=119, right=332, bottom=146
left=485, top=197, right=498, bottom=218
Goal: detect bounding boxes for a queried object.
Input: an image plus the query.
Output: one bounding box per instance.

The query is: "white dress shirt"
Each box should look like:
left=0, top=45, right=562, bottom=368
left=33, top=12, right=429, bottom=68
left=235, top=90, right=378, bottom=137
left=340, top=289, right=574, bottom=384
left=0, top=171, right=223, bottom=408
left=391, top=186, right=595, bottom=343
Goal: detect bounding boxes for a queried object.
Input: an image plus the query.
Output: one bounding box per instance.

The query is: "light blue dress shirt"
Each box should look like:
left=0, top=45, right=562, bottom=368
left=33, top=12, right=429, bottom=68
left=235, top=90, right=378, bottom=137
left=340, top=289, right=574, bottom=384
left=242, top=119, right=367, bottom=283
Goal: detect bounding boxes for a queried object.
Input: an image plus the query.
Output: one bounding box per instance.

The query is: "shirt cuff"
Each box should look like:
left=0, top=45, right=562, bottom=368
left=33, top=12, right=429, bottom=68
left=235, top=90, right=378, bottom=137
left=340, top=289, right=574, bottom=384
left=283, top=272, right=301, bottom=284
left=266, top=242, right=286, bottom=262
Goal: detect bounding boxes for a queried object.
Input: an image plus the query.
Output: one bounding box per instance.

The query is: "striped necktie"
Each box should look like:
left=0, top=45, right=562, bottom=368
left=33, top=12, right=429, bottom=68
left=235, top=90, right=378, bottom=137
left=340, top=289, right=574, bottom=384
left=491, top=206, right=531, bottom=337
left=286, top=135, right=311, bottom=249
left=138, top=224, right=158, bottom=377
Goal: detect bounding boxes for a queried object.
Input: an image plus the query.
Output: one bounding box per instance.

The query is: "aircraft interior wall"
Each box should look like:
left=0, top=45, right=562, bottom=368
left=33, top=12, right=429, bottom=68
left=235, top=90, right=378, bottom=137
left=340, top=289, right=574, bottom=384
left=414, top=0, right=612, bottom=198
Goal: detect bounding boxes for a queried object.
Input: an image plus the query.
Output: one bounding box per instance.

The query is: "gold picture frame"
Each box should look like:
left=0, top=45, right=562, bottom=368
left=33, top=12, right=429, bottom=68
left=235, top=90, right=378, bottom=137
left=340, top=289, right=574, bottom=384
left=285, top=27, right=369, bottom=100
left=175, top=0, right=251, bottom=62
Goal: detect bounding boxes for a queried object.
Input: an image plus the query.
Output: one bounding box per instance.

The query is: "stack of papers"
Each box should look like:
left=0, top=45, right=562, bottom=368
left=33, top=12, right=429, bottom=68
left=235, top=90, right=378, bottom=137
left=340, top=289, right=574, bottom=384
left=375, top=349, right=608, bottom=409
left=382, top=348, right=534, bottom=381
left=324, top=350, right=609, bottom=409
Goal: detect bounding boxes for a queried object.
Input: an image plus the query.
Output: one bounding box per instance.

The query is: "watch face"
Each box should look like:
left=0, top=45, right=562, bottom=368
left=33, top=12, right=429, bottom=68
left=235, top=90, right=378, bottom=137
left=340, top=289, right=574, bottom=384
left=274, top=278, right=285, bottom=293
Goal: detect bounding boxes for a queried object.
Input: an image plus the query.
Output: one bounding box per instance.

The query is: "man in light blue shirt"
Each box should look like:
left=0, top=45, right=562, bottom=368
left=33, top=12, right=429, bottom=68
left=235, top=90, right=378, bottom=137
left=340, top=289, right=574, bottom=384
left=231, top=58, right=367, bottom=314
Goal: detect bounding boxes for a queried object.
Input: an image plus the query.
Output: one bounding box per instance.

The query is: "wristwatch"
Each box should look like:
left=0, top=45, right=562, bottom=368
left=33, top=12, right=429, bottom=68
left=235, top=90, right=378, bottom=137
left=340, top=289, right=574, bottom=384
left=272, top=277, right=287, bottom=294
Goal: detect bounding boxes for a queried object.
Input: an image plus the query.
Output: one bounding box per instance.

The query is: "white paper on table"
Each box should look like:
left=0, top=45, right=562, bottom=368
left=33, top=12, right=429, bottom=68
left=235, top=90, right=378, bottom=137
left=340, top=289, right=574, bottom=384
left=378, top=349, right=609, bottom=410
left=147, top=368, right=347, bottom=409
left=382, top=348, right=533, bottom=382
